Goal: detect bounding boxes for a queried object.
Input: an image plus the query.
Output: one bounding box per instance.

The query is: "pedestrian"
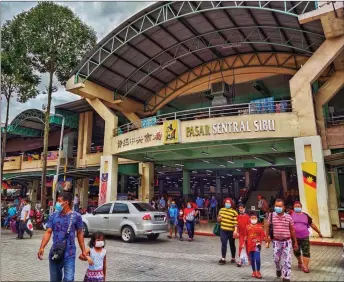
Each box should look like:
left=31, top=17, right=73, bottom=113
left=74, top=194, right=80, bottom=213
left=37, top=191, right=87, bottom=282
left=18, top=197, right=33, bottom=239
left=196, top=196, right=204, bottom=208
left=4, top=203, right=16, bottom=228
left=245, top=213, right=267, bottom=279
left=210, top=196, right=218, bottom=220
left=237, top=204, right=250, bottom=267
left=267, top=198, right=298, bottom=282
left=183, top=200, right=198, bottom=242
left=158, top=196, right=166, bottom=212
left=177, top=208, right=185, bottom=241
left=217, top=198, right=238, bottom=265
left=291, top=201, right=322, bottom=273
left=80, top=231, right=107, bottom=282
left=168, top=201, right=178, bottom=239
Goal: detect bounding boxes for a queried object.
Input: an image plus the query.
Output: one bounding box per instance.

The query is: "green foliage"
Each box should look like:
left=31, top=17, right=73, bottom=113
left=17, top=1, right=97, bottom=85
left=1, top=15, right=40, bottom=103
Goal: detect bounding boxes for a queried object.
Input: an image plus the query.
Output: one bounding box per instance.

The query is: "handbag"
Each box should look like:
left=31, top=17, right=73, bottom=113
left=51, top=213, right=74, bottom=263
left=269, top=212, right=274, bottom=240
left=213, top=223, right=220, bottom=236
left=239, top=247, right=249, bottom=265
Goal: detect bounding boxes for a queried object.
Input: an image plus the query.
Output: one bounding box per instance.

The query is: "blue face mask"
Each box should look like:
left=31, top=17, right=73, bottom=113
left=187, top=204, right=191, bottom=208
left=294, top=207, right=302, bottom=213
left=171, top=204, right=176, bottom=208
left=55, top=202, right=63, bottom=212
left=225, top=204, right=231, bottom=209
left=274, top=207, right=283, bottom=214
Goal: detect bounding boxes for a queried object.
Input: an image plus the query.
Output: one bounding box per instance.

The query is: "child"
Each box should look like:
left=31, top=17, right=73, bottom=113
left=80, top=231, right=107, bottom=282
left=168, top=201, right=179, bottom=239
left=177, top=208, right=184, bottom=241
left=244, top=213, right=267, bottom=279
left=237, top=204, right=250, bottom=267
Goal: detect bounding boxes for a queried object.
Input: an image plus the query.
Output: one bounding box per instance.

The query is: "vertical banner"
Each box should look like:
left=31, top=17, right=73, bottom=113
left=99, top=161, right=108, bottom=206
left=163, top=120, right=181, bottom=144
left=301, top=162, right=319, bottom=226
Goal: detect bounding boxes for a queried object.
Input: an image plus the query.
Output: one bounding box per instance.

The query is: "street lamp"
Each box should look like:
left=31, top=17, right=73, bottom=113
left=50, top=114, right=65, bottom=214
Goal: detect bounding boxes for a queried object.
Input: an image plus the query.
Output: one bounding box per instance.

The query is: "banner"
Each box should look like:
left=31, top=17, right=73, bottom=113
left=250, top=97, right=274, bottom=114
left=301, top=162, right=319, bottom=226
left=163, top=120, right=181, bottom=144
left=99, top=160, right=109, bottom=206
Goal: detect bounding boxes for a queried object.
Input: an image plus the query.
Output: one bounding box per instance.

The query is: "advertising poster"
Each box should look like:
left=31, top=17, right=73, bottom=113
left=163, top=120, right=181, bottom=144
left=99, top=161, right=108, bottom=206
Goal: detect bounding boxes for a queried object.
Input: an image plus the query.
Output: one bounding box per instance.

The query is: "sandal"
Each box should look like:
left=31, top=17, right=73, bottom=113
left=298, top=262, right=303, bottom=269
left=302, top=266, right=310, bottom=273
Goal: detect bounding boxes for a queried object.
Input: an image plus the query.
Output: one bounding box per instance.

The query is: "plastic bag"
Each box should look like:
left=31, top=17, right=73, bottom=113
left=239, top=247, right=249, bottom=266
left=27, top=219, right=34, bottom=232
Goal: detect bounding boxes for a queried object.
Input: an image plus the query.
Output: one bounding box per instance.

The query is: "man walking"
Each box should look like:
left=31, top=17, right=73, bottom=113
left=37, top=191, right=87, bottom=282
left=18, top=198, right=33, bottom=239
left=267, top=199, right=298, bottom=282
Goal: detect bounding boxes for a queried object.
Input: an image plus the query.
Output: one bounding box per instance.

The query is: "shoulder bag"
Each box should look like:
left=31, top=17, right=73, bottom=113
left=51, top=212, right=74, bottom=263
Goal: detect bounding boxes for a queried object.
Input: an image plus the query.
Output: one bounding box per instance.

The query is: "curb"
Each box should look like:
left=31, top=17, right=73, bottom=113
left=194, top=232, right=343, bottom=247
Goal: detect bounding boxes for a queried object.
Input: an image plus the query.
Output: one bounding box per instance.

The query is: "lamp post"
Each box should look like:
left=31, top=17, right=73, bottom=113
left=50, top=114, right=65, bottom=214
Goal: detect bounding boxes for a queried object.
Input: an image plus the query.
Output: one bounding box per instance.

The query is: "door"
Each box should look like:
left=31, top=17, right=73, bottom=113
left=87, top=203, right=112, bottom=233
left=108, top=203, right=130, bottom=234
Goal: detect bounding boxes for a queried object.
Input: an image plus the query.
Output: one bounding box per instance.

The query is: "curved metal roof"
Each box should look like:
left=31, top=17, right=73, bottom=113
left=72, top=1, right=324, bottom=105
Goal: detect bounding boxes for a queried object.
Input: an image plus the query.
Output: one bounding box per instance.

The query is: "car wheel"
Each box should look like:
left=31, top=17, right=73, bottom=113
left=83, top=223, right=89, bottom=237
left=147, top=234, right=159, bottom=241
left=121, top=226, right=135, bottom=243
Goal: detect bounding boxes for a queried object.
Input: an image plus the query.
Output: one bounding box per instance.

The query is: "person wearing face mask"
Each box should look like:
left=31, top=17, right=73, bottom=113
left=244, top=213, right=267, bottom=279
left=210, top=196, right=218, bottom=220
left=167, top=201, right=179, bottom=239
left=37, top=192, right=87, bottom=282
left=80, top=231, right=107, bottom=282
left=266, top=199, right=298, bottom=282
left=183, top=200, right=199, bottom=242
left=291, top=201, right=322, bottom=273
left=237, top=204, right=250, bottom=267
left=217, top=199, right=238, bottom=265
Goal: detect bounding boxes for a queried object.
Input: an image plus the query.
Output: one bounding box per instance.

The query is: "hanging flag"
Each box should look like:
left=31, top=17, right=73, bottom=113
left=301, top=162, right=319, bottom=226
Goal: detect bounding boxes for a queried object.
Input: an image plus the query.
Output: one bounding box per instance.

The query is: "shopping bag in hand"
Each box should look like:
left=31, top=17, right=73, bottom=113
left=27, top=219, right=34, bottom=232
left=213, top=223, right=220, bottom=236
left=239, top=247, right=249, bottom=266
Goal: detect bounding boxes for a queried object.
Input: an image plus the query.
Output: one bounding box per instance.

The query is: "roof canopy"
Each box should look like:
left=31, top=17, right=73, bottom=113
left=72, top=1, right=324, bottom=109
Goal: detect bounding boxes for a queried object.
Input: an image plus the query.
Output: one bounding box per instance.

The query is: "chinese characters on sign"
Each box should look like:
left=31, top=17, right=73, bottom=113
left=117, top=131, right=162, bottom=149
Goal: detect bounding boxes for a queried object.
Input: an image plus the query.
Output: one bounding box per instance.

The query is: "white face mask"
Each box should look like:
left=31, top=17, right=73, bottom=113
left=95, top=241, right=105, bottom=248
left=251, top=219, right=258, bottom=225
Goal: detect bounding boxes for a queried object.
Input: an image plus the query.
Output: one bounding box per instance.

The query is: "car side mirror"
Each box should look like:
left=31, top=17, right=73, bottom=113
left=92, top=211, right=96, bottom=216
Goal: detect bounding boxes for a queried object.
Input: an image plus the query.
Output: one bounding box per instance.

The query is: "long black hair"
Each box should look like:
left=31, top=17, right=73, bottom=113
left=88, top=231, right=105, bottom=248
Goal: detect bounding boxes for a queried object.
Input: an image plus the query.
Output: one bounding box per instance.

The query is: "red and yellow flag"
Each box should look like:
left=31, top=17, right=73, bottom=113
left=301, top=162, right=319, bottom=226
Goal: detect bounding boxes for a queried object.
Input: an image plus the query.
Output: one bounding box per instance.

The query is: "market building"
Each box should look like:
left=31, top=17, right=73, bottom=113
left=2, top=1, right=344, bottom=237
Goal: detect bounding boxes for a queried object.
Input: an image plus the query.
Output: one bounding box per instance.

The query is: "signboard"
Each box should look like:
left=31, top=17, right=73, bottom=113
left=163, top=120, right=181, bottom=144
left=141, top=116, right=157, bottom=128
left=116, top=131, right=162, bottom=149
left=244, top=163, right=256, bottom=168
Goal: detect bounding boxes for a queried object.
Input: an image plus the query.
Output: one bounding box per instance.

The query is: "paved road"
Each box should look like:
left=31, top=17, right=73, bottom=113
left=1, top=229, right=343, bottom=281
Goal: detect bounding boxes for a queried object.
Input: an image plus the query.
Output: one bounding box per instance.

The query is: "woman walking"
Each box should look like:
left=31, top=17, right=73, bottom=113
left=217, top=198, right=238, bottom=265
left=183, top=200, right=198, bottom=242
left=291, top=201, right=322, bottom=273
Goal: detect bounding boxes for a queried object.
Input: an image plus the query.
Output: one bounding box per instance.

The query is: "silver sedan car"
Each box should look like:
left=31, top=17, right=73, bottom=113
left=82, top=201, right=167, bottom=242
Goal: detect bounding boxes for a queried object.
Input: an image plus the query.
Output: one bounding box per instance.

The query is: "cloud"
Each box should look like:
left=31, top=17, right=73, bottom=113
left=0, top=1, right=152, bottom=122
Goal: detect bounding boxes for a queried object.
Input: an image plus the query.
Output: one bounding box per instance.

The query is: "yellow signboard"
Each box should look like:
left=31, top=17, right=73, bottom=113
left=163, top=120, right=181, bottom=144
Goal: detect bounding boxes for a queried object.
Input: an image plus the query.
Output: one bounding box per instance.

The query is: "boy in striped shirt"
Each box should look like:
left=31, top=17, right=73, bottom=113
left=267, top=199, right=298, bottom=282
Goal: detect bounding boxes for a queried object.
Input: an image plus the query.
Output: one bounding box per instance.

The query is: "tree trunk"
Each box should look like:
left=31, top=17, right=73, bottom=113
left=41, top=70, right=54, bottom=210
left=1, top=96, right=11, bottom=196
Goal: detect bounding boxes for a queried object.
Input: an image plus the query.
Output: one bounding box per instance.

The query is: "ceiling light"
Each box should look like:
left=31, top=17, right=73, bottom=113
left=219, top=164, right=226, bottom=168
left=158, top=171, right=165, bottom=174
left=175, top=163, right=184, bottom=167
left=227, top=160, right=235, bottom=164
left=236, top=169, right=241, bottom=171
left=289, top=157, right=294, bottom=161
left=206, top=170, right=212, bottom=173
left=271, top=145, right=277, bottom=152
left=163, top=165, right=166, bottom=168
left=251, top=168, right=257, bottom=171
left=144, top=156, right=154, bottom=161
left=253, top=156, right=261, bottom=161
left=227, top=174, right=232, bottom=176
left=166, top=177, right=170, bottom=180
left=202, top=151, right=211, bottom=156
left=271, top=167, right=276, bottom=170
left=192, top=170, right=197, bottom=173
left=202, top=160, right=210, bottom=163
left=221, top=176, right=225, bottom=178
left=203, top=178, right=207, bottom=181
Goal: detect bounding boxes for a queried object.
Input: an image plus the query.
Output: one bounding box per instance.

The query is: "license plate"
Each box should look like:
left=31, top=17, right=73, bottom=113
left=155, top=216, right=165, bottom=221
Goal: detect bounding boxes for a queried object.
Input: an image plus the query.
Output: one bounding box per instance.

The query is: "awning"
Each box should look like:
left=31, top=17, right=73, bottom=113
left=324, top=153, right=344, bottom=166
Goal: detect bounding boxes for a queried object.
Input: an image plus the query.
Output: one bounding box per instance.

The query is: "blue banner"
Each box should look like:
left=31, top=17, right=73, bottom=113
left=141, top=116, right=157, bottom=128
left=250, top=97, right=274, bottom=114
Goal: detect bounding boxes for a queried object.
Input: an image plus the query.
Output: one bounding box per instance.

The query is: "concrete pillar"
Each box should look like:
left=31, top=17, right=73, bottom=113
left=216, top=175, right=221, bottom=198
left=281, top=170, right=288, bottom=194
left=83, top=111, right=93, bottom=156
left=138, top=162, right=154, bottom=203
left=328, top=168, right=340, bottom=228
left=183, top=170, right=190, bottom=199
left=290, top=36, right=344, bottom=136
left=245, top=170, right=250, bottom=188
left=294, top=136, right=332, bottom=237
left=30, top=179, right=39, bottom=207
left=63, top=132, right=76, bottom=158
left=78, top=178, right=89, bottom=209
left=234, top=179, right=239, bottom=199
left=76, top=113, right=85, bottom=167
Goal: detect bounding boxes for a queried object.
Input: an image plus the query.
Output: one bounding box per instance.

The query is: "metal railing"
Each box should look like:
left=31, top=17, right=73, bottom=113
left=326, top=115, right=344, bottom=126
left=114, top=100, right=292, bottom=136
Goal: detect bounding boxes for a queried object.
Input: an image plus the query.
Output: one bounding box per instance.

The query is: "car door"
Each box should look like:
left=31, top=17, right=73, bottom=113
left=108, top=203, right=130, bottom=235
left=87, top=203, right=112, bottom=233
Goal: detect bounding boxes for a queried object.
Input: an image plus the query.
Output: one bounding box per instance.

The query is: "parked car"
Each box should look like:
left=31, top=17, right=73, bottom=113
left=82, top=201, right=167, bottom=242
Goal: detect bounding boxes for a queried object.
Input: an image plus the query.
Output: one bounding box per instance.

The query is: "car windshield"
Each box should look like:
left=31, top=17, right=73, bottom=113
left=132, top=202, right=156, bottom=212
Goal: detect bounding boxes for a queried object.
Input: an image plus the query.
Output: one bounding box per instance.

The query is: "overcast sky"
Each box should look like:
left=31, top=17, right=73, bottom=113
left=0, top=1, right=152, bottom=122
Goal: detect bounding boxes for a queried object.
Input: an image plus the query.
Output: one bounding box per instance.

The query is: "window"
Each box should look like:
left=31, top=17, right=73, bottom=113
left=112, top=203, right=129, bottom=214
left=132, top=202, right=156, bottom=212
left=95, top=203, right=112, bottom=214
